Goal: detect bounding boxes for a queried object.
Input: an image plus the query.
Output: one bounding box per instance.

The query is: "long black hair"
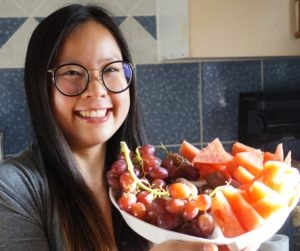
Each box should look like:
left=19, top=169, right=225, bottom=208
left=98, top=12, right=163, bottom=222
left=24, top=4, right=149, bottom=251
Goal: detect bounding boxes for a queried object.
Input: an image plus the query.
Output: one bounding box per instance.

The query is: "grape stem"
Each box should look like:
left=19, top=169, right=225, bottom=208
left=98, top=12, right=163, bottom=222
left=135, top=147, right=146, bottom=176
left=160, top=142, right=170, bottom=155
left=120, top=141, right=169, bottom=197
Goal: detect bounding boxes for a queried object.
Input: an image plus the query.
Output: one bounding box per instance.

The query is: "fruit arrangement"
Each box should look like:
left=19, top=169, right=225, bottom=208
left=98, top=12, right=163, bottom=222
left=106, top=138, right=300, bottom=240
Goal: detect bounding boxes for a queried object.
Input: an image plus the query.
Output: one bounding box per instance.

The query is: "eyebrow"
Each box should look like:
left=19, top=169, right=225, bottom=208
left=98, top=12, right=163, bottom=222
left=56, top=57, right=123, bottom=68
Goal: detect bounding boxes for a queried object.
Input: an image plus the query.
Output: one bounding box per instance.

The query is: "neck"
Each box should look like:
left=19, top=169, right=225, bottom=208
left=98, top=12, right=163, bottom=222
left=72, top=144, right=106, bottom=191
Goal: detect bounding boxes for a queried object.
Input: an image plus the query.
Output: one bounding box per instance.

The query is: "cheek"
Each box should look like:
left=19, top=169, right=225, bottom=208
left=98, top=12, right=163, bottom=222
left=51, top=90, right=74, bottom=127
left=115, top=91, right=130, bottom=120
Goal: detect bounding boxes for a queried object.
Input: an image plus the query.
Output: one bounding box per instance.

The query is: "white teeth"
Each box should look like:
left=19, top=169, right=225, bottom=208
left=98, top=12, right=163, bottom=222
left=79, top=110, right=107, bottom=118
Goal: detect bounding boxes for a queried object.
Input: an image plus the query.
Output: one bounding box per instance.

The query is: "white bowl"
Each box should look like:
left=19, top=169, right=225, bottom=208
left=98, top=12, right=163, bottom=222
left=109, top=185, right=300, bottom=251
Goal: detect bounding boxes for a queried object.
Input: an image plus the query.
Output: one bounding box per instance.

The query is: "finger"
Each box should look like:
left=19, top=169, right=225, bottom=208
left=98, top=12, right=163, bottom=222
left=151, top=240, right=218, bottom=251
left=169, top=241, right=218, bottom=251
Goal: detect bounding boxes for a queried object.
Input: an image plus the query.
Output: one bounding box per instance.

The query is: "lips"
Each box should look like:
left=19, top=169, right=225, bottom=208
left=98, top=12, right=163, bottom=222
left=78, top=109, right=108, bottom=118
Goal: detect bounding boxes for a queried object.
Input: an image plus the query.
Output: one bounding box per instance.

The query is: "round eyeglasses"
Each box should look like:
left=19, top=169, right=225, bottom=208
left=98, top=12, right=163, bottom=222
left=48, top=60, right=134, bottom=96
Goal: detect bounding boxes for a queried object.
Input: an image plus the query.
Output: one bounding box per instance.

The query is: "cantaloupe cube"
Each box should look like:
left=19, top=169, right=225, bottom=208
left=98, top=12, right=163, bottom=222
left=252, top=196, right=286, bottom=219
left=247, top=180, right=279, bottom=202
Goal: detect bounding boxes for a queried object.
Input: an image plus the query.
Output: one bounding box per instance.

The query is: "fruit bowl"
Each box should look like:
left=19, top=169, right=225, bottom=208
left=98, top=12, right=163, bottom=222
left=109, top=185, right=300, bottom=251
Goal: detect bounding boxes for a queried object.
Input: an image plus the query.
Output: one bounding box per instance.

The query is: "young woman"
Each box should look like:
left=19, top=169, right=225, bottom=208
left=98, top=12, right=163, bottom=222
left=0, top=4, right=221, bottom=251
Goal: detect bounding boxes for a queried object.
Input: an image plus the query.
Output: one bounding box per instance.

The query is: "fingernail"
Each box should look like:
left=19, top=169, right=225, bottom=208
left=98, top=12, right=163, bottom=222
left=203, top=244, right=218, bottom=251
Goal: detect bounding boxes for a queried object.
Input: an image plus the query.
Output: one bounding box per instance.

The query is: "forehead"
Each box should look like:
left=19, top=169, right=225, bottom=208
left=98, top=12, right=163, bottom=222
left=56, top=20, right=122, bottom=65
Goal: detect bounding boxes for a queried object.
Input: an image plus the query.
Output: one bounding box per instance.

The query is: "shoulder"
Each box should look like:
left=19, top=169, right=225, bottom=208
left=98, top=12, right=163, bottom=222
left=0, top=144, right=46, bottom=186
left=0, top=145, right=57, bottom=249
left=0, top=144, right=48, bottom=216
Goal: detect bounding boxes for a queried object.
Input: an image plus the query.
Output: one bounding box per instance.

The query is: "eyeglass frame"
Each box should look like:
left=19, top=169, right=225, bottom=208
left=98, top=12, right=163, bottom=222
left=47, top=60, right=134, bottom=97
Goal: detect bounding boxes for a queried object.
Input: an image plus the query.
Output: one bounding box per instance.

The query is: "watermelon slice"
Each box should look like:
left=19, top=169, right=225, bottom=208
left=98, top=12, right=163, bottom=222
left=193, top=138, right=233, bottom=165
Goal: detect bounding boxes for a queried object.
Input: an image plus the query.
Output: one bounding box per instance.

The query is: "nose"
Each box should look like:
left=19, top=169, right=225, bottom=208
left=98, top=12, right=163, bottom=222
left=82, top=71, right=107, bottom=98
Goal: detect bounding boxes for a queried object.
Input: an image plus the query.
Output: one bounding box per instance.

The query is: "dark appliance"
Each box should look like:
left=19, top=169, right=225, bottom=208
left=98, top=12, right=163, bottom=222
left=238, top=90, right=300, bottom=251
left=238, top=91, right=300, bottom=148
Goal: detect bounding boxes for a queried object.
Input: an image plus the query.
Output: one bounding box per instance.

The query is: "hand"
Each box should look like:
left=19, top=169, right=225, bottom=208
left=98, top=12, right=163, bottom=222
left=219, top=243, right=260, bottom=251
left=150, top=240, right=218, bottom=251
left=150, top=241, right=260, bottom=251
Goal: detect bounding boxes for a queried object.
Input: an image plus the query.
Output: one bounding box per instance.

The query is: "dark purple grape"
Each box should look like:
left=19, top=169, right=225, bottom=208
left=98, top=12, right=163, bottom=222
left=206, top=171, right=227, bottom=188
left=178, top=219, right=204, bottom=238
left=117, top=152, right=125, bottom=160
left=106, top=170, right=121, bottom=189
left=179, top=163, right=200, bottom=180
left=150, top=166, right=168, bottom=180
left=161, top=156, right=174, bottom=170
left=197, top=213, right=215, bottom=237
left=168, top=167, right=181, bottom=181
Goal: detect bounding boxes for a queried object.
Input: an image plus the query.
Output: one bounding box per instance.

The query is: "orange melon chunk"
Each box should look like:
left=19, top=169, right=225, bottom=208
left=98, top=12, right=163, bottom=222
left=179, top=140, right=200, bottom=162
left=247, top=180, right=279, bottom=202
left=258, top=161, right=287, bottom=188
left=232, top=165, right=255, bottom=185
left=220, top=185, right=265, bottom=231
left=211, top=190, right=246, bottom=237
left=234, top=150, right=264, bottom=177
left=252, top=196, right=286, bottom=219
left=232, top=142, right=257, bottom=156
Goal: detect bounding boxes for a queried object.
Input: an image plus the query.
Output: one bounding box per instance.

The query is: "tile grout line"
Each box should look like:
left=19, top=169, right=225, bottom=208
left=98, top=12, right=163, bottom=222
left=199, top=61, right=203, bottom=148
left=261, top=58, right=264, bottom=91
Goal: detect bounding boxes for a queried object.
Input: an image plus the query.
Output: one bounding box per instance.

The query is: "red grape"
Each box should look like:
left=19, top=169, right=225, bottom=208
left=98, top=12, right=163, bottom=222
left=111, top=159, right=127, bottom=176
left=156, top=212, right=179, bottom=230
left=142, top=154, right=161, bottom=173
left=182, top=200, right=199, bottom=220
left=130, top=202, right=147, bottom=220
left=119, top=172, right=136, bottom=192
left=151, top=198, right=168, bottom=215
left=139, top=144, right=155, bottom=156
left=151, top=179, right=167, bottom=189
left=166, top=198, right=185, bottom=214
left=118, top=193, right=137, bottom=211
left=168, top=183, right=191, bottom=199
left=137, top=191, right=154, bottom=209
left=195, top=193, right=212, bottom=212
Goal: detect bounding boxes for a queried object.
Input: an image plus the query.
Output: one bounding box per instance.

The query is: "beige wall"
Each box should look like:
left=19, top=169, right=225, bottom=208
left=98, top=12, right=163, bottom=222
left=0, top=0, right=157, bottom=68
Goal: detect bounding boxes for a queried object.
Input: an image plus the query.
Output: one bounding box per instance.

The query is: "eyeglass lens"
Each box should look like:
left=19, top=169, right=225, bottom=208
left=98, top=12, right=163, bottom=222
left=53, top=61, right=133, bottom=96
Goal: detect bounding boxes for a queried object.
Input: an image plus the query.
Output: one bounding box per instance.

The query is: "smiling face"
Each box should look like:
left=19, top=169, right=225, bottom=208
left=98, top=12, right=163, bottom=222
left=50, top=20, right=130, bottom=150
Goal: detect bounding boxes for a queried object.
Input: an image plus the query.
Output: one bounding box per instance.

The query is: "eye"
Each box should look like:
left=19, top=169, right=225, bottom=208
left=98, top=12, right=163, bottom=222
left=103, top=66, right=119, bottom=74
left=103, top=62, right=124, bottom=75
left=63, top=70, right=82, bottom=76
left=56, top=65, right=86, bottom=78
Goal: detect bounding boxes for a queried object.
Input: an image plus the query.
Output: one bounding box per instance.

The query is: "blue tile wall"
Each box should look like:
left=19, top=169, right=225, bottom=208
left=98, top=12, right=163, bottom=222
left=136, top=63, right=200, bottom=146
left=0, top=18, right=27, bottom=48
left=133, top=16, right=156, bottom=39
left=0, top=69, right=32, bottom=155
left=202, top=60, right=262, bottom=142
left=264, top=58, right=300, bottom=91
